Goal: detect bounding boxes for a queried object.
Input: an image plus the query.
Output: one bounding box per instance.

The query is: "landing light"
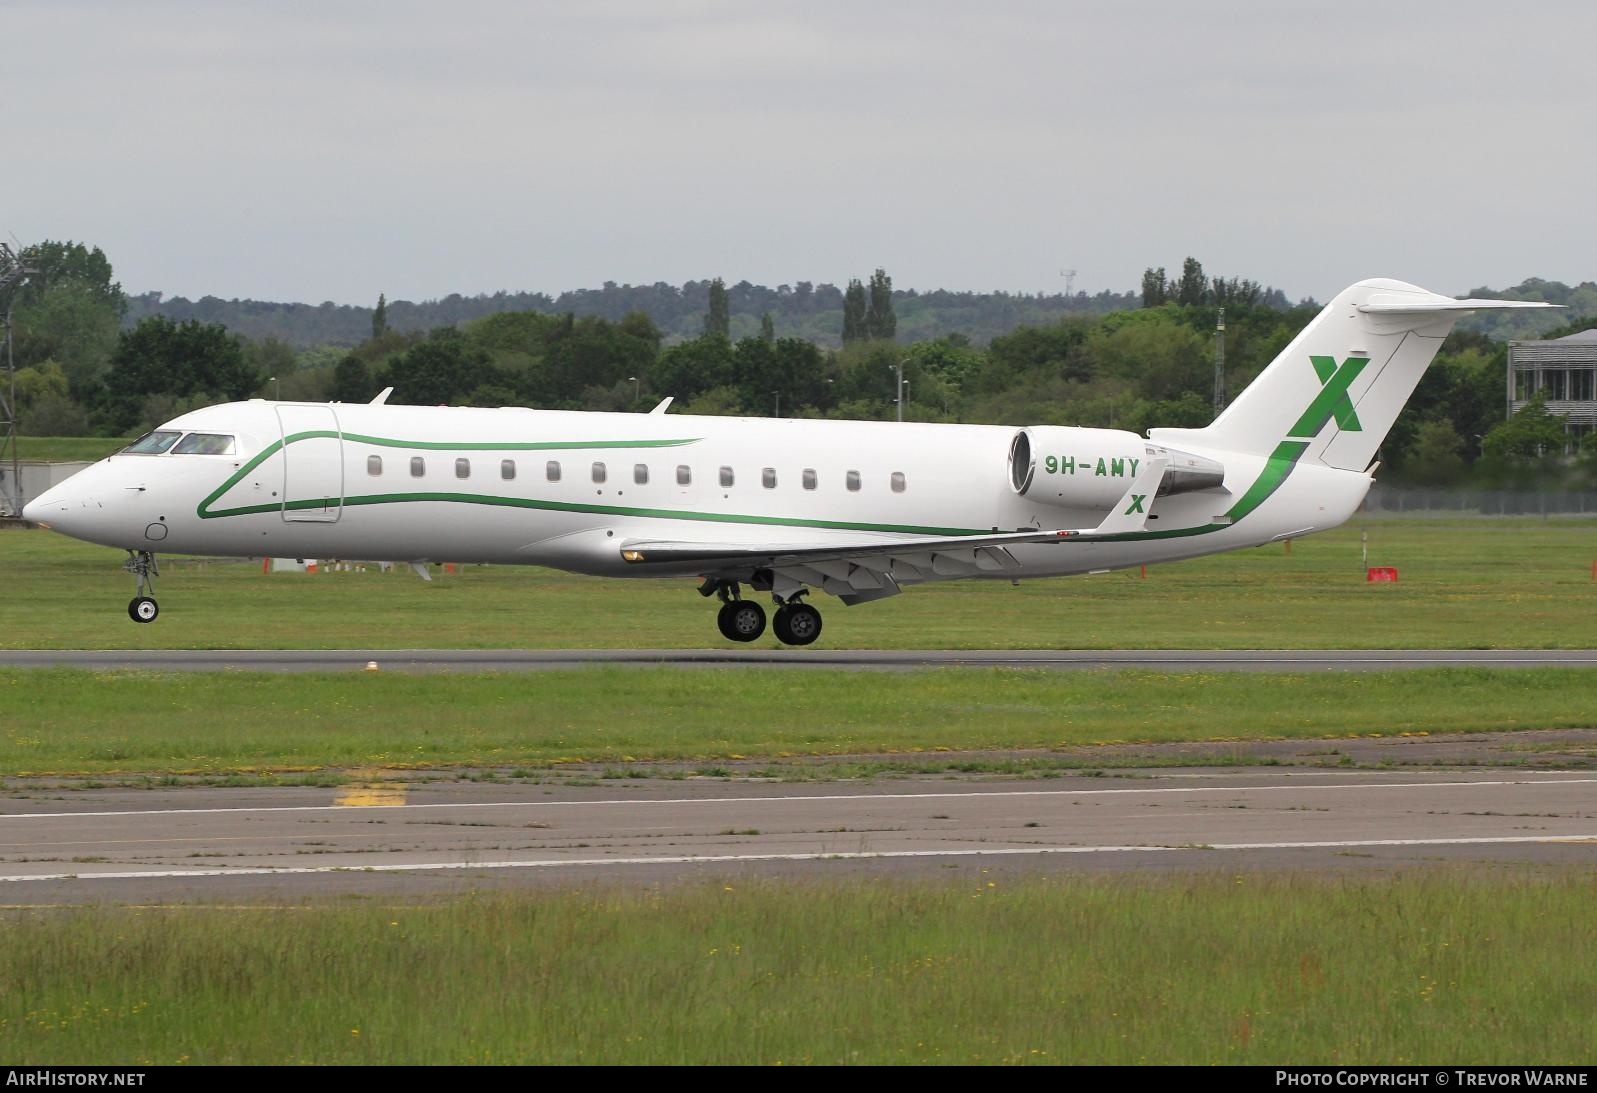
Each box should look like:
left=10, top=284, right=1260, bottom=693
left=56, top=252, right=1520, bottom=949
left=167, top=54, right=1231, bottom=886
left=622, top=550, right=645, bottom=563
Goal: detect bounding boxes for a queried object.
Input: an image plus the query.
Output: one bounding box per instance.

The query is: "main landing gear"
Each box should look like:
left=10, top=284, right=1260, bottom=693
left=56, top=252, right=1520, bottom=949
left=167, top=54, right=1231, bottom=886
left=124, top=550, right=159, bottom=623
left=703, top=579, right=823, bottom=646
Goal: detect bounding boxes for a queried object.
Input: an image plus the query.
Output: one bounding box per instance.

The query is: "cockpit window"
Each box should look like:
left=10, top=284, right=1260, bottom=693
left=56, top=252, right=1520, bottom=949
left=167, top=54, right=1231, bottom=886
left=123, top=430, right=183, bottom=455
left=172, top=433, right=236, bottom=456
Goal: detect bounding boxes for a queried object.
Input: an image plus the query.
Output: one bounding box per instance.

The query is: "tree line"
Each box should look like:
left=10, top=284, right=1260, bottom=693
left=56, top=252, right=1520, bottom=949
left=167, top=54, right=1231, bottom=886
left=6, top=240, right=1596, bottom=490
left=124, top=274, right=1144, bottom=350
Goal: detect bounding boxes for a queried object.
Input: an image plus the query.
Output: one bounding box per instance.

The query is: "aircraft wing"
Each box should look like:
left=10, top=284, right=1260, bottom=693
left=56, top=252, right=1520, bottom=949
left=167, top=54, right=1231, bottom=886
left=618, top=528, right=1090, bottom=602
left=618, top=528, right=1079, bottom=570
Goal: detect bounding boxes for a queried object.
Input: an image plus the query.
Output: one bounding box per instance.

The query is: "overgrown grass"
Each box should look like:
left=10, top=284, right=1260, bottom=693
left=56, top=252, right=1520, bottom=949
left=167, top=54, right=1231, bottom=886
left=3, top=666, right=1594, bottom=776
left=4, top=516, right=1597, bottom=649
left=1, top=872, right=1591, bottom=1064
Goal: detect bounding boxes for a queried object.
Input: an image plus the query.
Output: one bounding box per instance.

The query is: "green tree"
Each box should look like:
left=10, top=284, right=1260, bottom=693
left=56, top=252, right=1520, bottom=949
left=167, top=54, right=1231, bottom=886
left=10, top=240, right=125, bottom=405
left=537, top=314, right=657, bottom=407
left=12, top=361, right=70, bottom=411
left=760, top=312, right=776, bottom=344
left=651, top=335, right=737, bottom=403
left=982, top=319, right=1094, bottom=393
left=244, top=336, right=298, bottom=394
left=1176, top=257, right=1207, bottom=307
left=866, top=268, right=896, bottom=341
left=730, top=335, right=826, bottom=414
left=11, top=281, right=121, bottom=401
left=1403, top=419, right=1467, bottom=486
left=1140, top=267, right=1167, bottom=308
left=1482, top=396, right=1568, bottom=461
left=381, top=329, right=501, bottom=406
left=1086, top=311, right=1209, bottom=401
left=14, top=240, right=123, bottom=313
left=1478, top=396, right=1570, bottom=487
left=102, top=317, right=259, bottom=431
left=842, top=279, right=867, bottom=344
left=704, top=278, right=730, bottom=339
left=331, top=355, right=375, bottom=403
left=11, top=360, right=92, bottom=436
left=372, top=293, right=389, bottom=339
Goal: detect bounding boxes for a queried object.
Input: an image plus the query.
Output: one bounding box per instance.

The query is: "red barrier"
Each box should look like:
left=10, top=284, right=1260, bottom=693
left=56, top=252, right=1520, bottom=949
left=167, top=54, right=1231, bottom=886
left=1366, top=566, right=1398, bottom=582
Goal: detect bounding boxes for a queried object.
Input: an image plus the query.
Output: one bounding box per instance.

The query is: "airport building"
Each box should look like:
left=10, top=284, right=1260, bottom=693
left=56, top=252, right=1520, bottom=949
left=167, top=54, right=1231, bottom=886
left=1507, top=329, right=1597, bottom=447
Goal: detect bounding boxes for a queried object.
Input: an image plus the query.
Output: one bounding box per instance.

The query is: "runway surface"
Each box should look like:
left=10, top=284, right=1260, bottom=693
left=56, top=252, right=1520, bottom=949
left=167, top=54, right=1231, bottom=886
left=4, top=648, right=1597, bottom=672
left=3, top=769, right=1594, bottom=901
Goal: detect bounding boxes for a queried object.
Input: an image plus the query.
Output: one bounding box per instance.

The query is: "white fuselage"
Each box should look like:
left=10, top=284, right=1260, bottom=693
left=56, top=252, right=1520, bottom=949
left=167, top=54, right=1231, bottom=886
left=26, top=399, right=1371, bottom=586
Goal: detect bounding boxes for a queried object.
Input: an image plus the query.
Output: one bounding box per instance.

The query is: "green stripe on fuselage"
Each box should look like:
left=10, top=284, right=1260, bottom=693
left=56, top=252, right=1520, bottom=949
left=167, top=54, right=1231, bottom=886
left=196, top=430, right=1317, bottom=544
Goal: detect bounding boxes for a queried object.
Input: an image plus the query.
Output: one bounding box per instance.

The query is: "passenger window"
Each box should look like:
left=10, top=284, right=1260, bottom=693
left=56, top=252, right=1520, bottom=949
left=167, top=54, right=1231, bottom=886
left=546, top=460, right=561, bottom=482
left=367, top=455, right=383, bottom=476
left=676, top=465, right=691, bottom=486
left=411, top=457, right=426, bottom=477
left=592, top=461, right=607, bottom=484
left=891, top=471, right=906, bottom=493
left=455, top=458, right=471, bottom=479
left=123, top=430, right=183, bottom=455
left=172, top=433, right=236, bottom=455
left=762, top=467, right=777, bottom=489
left=802, top=468, right=817, bottom=490
left=634, top=463, right=649, bottom=485
left=501, top=459, right=516, bottom=481
left=719, top=466, right=734, bottom=488
left=846, top=470, right=861, bottom=491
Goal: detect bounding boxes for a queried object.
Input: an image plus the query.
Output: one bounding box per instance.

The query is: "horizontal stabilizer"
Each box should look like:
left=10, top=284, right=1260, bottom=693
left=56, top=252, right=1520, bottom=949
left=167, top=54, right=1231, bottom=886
left=1358, top=292, right=1561, bottom=315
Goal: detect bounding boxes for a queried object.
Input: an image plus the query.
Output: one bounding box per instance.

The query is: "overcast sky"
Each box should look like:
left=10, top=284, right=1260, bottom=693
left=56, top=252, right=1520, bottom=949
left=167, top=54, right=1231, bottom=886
left=8, top=1, right=1594, bottom=306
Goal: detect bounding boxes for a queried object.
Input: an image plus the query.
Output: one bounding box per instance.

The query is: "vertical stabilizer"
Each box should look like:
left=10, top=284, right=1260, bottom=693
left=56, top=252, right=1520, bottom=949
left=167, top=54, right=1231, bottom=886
left=1149, top=279, right=1556, bottom=472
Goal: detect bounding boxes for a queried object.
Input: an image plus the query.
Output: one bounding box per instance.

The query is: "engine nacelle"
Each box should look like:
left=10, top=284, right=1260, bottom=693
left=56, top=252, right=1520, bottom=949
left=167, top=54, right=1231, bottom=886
left=1008, top=426, right=1154, bottom=508
left=1008, top=426, right=1225, bottom=509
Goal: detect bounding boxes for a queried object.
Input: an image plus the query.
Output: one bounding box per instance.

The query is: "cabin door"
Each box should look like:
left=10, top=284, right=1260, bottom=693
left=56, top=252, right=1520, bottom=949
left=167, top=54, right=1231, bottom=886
left=276, top=404, right=344, bottom=523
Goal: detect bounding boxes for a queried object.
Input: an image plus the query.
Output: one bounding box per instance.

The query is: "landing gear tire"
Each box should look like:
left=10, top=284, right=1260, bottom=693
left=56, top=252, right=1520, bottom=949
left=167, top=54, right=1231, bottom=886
left=716, top=599, right=767, bottom=642
left=773, top=603, right=822, bottom=646
left=123, top=550, right=160, bottom=622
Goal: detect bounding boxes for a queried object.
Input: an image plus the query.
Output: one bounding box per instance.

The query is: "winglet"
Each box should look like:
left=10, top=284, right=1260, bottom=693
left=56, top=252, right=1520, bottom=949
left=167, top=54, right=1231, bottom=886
left=649, top=397, right=674, bottom=415
left=1083, top=455, right=1168, bottom=535
left=370, top=387, right=394, bottom=405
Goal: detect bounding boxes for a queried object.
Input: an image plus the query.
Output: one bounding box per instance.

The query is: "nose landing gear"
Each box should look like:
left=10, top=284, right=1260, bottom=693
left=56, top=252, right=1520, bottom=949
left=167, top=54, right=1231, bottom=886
left=124, top=550, right=159, bottom=623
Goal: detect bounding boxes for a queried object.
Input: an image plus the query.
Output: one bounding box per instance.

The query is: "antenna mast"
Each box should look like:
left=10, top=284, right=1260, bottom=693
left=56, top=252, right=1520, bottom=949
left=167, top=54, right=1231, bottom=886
left=0, top=243, right=35, bottom=517
left=1212, top=307, right=1227, bottom=415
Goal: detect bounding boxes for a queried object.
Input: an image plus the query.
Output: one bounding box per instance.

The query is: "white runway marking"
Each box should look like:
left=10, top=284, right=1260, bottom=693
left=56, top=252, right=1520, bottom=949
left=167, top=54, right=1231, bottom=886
left=1, top=776, right=1592, bottom=821
left=1, top=834, right=1594, bottom=883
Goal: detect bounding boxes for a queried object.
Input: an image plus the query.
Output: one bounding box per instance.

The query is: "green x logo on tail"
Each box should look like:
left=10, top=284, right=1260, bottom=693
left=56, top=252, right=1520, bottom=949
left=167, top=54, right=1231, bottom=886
left=1288, top=356, right=1367, bottom=439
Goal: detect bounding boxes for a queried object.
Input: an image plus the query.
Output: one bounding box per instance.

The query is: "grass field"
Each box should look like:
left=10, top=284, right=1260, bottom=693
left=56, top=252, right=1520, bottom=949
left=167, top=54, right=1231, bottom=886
left=4, top=519, right=1593, bottom=1068
left=3, top=515, right=1597, bottom=650
left=10, top=436, right=130, bottom=463
left=2, top=872, right=1591, bottom=1065
left=4, top=665, right=1594, bottom=777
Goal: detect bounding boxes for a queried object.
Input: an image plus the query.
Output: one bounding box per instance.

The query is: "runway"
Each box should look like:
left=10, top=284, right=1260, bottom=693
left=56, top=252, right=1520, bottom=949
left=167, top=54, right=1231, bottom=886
left=3, top=769, right=1593, bottom=901
left=4, top=648, right=1597, bottom=672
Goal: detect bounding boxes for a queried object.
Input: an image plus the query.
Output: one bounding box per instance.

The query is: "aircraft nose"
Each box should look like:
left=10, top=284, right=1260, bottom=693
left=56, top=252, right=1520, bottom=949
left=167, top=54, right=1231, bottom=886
left=22, top=483, right=105, bottom=536
left=23, top=483, right=74, bottom=527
